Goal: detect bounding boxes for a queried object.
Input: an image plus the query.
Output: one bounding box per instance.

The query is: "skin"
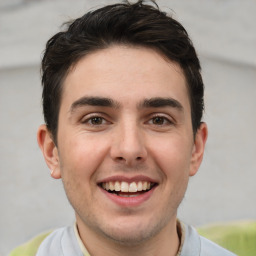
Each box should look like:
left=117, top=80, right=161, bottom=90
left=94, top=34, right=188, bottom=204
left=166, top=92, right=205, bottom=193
left=38, top=45, right=207, bottom=256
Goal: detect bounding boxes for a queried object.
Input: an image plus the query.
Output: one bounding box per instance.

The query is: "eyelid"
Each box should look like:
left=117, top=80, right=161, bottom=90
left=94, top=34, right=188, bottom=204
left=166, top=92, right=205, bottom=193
left=80, top=112, right=111, bottom=125
left=147, top=113, right=175, bottom=125
left=151, top=112, right=173, bottom=119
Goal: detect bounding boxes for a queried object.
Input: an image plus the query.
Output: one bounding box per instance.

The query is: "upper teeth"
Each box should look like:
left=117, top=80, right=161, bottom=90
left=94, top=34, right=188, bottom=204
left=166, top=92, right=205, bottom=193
left=102, top=181, right=152, bottom=192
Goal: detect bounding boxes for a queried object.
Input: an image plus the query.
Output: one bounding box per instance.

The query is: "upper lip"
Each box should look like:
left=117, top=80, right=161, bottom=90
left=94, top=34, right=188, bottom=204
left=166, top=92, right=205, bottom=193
left=97, top=175, right=158, bottom=184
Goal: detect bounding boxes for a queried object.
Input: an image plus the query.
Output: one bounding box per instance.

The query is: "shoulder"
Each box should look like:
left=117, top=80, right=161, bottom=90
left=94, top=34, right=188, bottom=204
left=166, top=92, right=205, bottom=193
left=180, top=223, right=236, bottom=256
left=36, top=226, right=83, bottom=256
left=8, top=231, right=52, bottom=256
left=9, top=226, right=82, bottom=256
left=200, top=236, right=237, bottom=256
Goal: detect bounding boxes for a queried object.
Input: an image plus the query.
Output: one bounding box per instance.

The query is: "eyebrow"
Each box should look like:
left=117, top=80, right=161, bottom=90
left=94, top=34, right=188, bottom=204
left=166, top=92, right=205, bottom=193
left=139, top=97, right=183, bottom=111
left=70, top=96, right=120, bottom=113
left=69, top=96, right=183, bottom=113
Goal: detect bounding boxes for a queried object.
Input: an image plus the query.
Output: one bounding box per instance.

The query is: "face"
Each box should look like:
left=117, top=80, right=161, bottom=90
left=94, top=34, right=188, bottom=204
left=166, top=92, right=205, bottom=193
left=38, top=45, right=207, bottom=246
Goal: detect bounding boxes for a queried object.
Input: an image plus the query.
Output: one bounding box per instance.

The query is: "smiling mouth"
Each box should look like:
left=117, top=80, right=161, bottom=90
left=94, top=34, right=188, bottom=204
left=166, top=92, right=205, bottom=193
left=99, top=181, right=157, bottom=197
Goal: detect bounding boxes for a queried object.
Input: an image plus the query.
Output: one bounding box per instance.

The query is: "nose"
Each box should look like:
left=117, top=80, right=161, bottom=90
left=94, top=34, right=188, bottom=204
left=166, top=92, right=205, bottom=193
left=110, top=122, right=147, bottom=166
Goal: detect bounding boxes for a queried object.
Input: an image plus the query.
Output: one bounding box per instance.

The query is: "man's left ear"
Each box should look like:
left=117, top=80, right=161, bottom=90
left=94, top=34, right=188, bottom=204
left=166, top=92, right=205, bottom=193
left=189, top=122, right=208, bottom=176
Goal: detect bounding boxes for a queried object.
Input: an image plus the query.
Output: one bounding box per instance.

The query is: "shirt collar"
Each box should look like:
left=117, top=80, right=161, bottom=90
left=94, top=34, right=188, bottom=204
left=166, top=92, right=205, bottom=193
left=73, top=223, right=91, bottom=256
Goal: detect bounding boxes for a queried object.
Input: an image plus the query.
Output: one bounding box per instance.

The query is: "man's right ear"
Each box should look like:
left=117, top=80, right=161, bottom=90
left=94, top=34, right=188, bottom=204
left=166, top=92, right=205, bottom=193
left=37, top=124, right=61, bottom=179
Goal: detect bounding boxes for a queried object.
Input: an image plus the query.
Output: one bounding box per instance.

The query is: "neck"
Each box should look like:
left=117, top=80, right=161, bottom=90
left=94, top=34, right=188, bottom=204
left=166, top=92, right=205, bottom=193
left=76, top=217, right=180, bottom=256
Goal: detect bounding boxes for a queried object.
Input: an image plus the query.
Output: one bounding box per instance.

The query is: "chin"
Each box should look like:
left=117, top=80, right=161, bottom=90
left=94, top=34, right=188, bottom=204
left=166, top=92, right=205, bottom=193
left=104, top=229, right=153, bottom=246
left=100, top=217, right=167, bottom=246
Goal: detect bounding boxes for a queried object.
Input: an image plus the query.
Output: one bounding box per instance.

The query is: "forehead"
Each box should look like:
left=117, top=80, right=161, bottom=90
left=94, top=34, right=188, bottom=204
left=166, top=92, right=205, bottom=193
left=62, top=45, right=190, bottom=110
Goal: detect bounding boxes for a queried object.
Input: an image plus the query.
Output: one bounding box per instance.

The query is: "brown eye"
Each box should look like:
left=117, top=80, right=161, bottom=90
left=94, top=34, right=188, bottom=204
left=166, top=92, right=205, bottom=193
left=90, top=117, right=103, bottom=125
left=152, top=116, right=165, bottom=125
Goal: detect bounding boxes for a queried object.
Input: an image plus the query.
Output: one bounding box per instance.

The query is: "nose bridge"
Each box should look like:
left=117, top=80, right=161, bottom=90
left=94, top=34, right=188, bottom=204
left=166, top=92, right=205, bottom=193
left=110, top=117, right=147, bottom=165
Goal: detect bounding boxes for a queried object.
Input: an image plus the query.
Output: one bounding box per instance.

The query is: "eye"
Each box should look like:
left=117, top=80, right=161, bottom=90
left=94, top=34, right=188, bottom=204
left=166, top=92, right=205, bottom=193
left=89, top=116, right=104, bottom=125
left=150, top=115, right=171, bottom=125
left=152, top=116, right=166, bottom=125
left=81, top=115, right=109, bottom=126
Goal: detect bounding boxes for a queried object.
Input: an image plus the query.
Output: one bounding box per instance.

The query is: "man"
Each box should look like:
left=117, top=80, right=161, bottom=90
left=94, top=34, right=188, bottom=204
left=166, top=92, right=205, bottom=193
left=10, top=1, right=236, bottom=255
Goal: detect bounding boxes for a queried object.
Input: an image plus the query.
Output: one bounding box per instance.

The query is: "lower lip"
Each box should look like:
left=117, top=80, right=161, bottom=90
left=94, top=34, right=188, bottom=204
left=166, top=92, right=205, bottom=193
left=100, top=186, right=157, bottom=207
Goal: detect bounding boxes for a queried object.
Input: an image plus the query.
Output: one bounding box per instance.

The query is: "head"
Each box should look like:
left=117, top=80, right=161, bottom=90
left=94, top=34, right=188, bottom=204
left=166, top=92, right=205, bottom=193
left=41, top=0, right=204, bottom=145
left=38, top=0, right=207, bottom=252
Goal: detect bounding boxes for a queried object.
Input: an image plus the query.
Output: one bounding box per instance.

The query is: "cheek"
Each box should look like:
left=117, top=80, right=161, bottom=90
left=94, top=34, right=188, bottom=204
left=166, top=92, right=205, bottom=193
left=59, top=134, right=109, bottom=179
left=150, top=135, right=193, bottom=176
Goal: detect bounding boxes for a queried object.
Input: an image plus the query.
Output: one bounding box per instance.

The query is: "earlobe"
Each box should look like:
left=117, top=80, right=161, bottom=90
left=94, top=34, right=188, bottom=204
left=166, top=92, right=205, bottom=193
left=189, top=122, right=208, bottom=176
left=37, top=124, right=61, bottom=179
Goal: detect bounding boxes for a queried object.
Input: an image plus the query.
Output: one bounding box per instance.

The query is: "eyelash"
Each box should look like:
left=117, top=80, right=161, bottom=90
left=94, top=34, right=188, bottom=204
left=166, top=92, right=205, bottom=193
left=80, top=114, right=174, bottom=127
left=148, top=114, right=173, bottom=126
left=81, top=114, right=109, bottom=126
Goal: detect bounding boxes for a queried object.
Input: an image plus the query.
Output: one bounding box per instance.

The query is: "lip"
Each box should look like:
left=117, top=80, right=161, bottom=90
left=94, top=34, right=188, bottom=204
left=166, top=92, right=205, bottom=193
left=98, top=176, right=158, bottom=207
left=100, top=185, right=157, bottom=207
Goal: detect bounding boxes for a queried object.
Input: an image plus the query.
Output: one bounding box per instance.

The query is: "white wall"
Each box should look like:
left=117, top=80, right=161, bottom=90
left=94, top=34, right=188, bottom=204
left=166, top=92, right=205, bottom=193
left=0, top=0, right=255, bottom=255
